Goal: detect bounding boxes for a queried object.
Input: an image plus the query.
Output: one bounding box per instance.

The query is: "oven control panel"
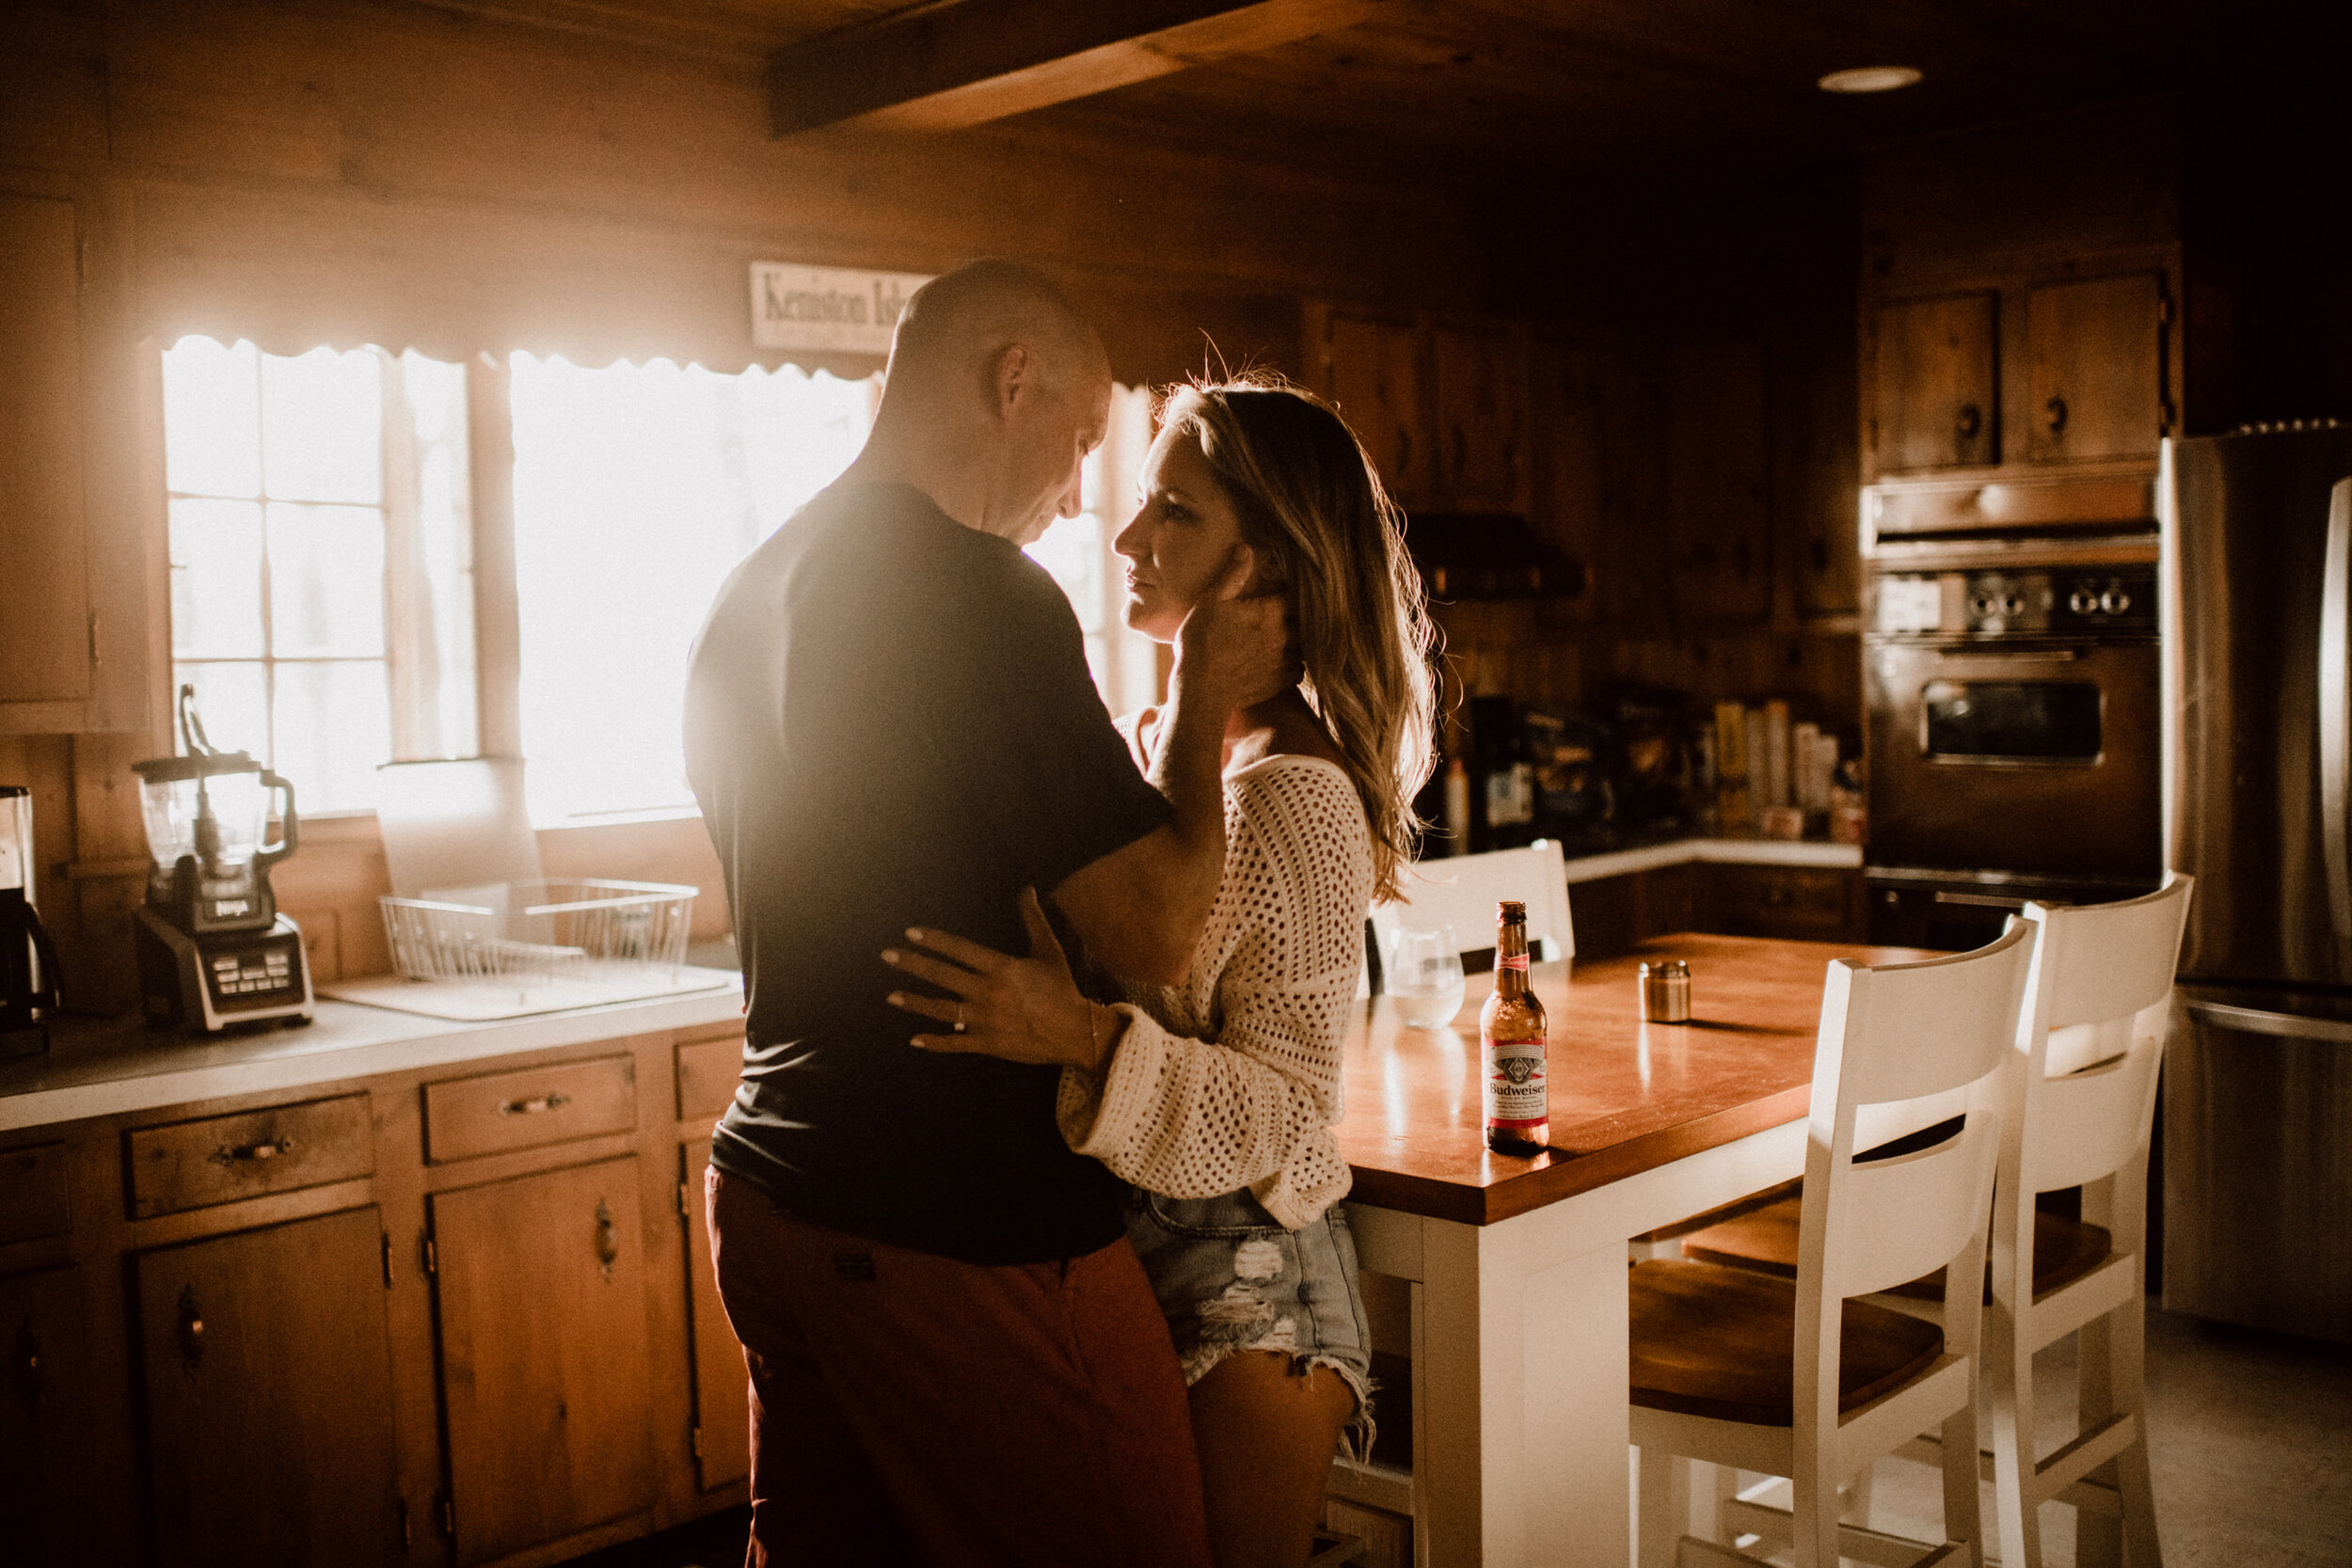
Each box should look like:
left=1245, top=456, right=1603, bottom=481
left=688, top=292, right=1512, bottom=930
left=1871, top=565, right=2156, bottom=637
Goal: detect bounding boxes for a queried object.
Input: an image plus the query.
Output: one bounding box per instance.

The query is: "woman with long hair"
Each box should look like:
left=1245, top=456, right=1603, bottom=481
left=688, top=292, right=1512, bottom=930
left=883, top=373, right=1437, bottom=1567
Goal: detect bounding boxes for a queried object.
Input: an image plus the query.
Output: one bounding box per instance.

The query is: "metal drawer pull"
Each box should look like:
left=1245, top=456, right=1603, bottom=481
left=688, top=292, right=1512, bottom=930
left=211, top=1135, right=295, bottom=1164
left=500, top=1092, right=571, bottom=1117
left=11, top=1323, right=40, bottom=1406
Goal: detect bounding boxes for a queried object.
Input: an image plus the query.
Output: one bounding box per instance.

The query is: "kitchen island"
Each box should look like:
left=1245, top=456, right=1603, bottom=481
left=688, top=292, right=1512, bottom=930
left=1329, top=931, right=1919, bottom=1568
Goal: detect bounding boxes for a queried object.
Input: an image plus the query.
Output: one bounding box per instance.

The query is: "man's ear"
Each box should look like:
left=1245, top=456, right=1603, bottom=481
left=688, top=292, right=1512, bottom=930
left=992, top=342, right=1034, bottom=421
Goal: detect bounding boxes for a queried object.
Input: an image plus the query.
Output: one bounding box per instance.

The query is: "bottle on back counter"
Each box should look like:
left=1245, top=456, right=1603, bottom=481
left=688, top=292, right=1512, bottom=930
left=1481, top=899, right=1549, bottom=1155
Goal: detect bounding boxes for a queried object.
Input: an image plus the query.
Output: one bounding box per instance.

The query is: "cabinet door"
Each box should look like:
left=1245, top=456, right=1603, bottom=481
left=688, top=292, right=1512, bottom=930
left=1708, top=864, right=1862, bottom=942
left=1327, top=314, right=1426, bottom=507
left=2026, top=273, right=2167, bottom=463
left=682, top=1138, right=751, bottom=1491
left=1665, top=340, right=1772, bottom=621
left=1528, top=340, right=1603, bottom=598
left=0, top=1266, right=93, bottom=1565
left=135, top=1206, right=403, bottom=1568
left=1431, top=325, right=1526, bottom=513
left=1871, top=293, right=1996, bottom=472
left=433, top=1156, right=655, bottom=1565
left=0, top=193, right=92, bottom=706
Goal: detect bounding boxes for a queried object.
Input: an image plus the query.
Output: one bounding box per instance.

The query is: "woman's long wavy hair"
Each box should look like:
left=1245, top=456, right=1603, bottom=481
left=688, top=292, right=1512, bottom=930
left=1156, top=374, right=1438, bottom=901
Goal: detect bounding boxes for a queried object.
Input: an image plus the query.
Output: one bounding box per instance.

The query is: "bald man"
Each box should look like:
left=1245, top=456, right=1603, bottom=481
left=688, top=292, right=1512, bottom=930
left=686, top=261, right=1279, bottom=1567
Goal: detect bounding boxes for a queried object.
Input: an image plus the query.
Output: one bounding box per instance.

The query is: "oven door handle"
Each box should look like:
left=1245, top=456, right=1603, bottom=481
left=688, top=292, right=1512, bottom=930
left=2320, top=477, right=2352, bottom=967
left=1910, top=641, right=2086, bottom=662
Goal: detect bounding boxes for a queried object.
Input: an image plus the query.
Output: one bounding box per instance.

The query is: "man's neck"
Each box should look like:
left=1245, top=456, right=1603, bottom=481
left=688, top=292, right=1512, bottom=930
left=846, top=430, right=1001, bottom=537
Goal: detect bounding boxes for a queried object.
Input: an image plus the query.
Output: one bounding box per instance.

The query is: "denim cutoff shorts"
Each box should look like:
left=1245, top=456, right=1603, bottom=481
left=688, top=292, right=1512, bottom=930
left=1123, top=1186, right=1376, bottom=1459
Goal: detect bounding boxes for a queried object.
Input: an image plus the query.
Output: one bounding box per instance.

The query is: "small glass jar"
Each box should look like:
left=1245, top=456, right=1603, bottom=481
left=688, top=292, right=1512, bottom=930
left=1638, top=958, right=1692, bottom=1022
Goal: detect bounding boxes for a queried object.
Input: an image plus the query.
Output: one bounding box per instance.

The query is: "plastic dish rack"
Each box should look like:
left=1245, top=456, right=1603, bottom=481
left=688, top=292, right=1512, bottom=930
left=381, top=878, right=696, bottom=987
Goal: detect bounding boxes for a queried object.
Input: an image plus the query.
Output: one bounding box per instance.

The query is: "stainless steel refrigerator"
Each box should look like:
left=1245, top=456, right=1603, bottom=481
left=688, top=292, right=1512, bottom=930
left=2162, top=424, right=2352, bottom=1345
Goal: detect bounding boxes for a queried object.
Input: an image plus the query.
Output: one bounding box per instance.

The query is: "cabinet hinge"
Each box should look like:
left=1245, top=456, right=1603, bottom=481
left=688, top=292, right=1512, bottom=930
left=691, top=1424, right=704, bottom=1461
left=87, top=610, right=100, bottom=668
left=420, top=1231, right=437, bottom=1277
left=438, top=1492, right=455, bottom=1540
left=2158, top=293, right=2174, bottom=325
left=381, top=1231, right=393, bottom=1290
left=677, top=1180, right=691, bottom=1222
left=396, top=1496, right=411, bottom=1553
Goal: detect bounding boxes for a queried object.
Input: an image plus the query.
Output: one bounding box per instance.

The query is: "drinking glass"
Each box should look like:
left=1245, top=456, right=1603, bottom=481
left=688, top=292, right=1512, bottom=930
left=1386, top=925, right=1468, bottom=1029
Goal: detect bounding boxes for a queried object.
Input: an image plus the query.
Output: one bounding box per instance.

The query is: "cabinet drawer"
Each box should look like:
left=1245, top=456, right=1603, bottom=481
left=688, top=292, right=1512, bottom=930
left=124, top=1096, right=374, bottom=1220
left=675, top=1032, right=741, bottom=1122
left=423, top=1055, right=636, bottom=1164
left=0, top=1141, right=70, bottom=1243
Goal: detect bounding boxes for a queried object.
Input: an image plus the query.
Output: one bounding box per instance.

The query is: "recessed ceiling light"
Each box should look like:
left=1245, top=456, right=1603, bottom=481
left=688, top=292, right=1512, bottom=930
left=1818, top=65, right=1923, bottom=94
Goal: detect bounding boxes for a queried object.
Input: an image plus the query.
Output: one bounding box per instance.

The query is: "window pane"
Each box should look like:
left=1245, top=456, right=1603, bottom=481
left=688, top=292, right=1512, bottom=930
left=267, top=502, right=387, bottom=657
left=392, top=351, right=478, bottom=761
left=272, top=660, right=392, bottom=813
left=510, top=354, right=874, bottom=820
left=172, top=661, right=271, bottom=761
left=262, top=346, right=382, bottom=504
left=1025, top=512, right=1105, bottom=634
left=162, top=338, right=260, bottom=498
left=168, top=499, right=265, bottom=657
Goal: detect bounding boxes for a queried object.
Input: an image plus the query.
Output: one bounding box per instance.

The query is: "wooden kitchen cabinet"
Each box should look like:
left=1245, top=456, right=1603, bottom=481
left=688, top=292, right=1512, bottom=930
left=1665, top=339, right=1772, bottom=621
left=431, top=1154, right=659, bottom=1566
left=1323, top=312, right=1427, bottom=508
left=1869, top=293, right=1998, bottom=473
left=0, top=178, right=149, bottom=734
left=134, top=1205, right=405, bottom=1568
left=1706, top=863, right=1863, bottom=942
left=2024, top=272, right=2169, bottom=463
left=0, top=1264, right=96, bottom=1567
left=1430, top=323, right=1527, bottom=513
left=681, top=1137, right=751, bottom=1492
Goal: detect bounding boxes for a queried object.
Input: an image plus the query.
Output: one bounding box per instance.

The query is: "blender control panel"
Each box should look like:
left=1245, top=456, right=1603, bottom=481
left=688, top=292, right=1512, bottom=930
left=204, top=930, right=304, bottom=1010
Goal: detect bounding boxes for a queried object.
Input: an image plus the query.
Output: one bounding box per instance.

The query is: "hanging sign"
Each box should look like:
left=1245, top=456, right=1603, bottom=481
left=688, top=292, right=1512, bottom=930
left=748, top=262, right=933, bottom=355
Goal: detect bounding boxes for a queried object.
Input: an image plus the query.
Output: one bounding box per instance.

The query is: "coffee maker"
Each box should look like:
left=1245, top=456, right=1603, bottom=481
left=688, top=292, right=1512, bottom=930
left=2, top=784, right=62, bottom=1060
left=133, top=689, right=312, bottom=1033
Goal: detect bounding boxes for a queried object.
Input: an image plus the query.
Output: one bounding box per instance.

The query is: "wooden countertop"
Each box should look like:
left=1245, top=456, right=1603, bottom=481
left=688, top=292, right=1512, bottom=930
left=1337, top=933, right=1923, bottom=1226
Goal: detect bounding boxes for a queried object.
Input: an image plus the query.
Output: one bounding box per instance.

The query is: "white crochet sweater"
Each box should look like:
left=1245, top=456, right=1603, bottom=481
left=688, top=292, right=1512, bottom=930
left=1057, top=752, right=1372, bottom=1230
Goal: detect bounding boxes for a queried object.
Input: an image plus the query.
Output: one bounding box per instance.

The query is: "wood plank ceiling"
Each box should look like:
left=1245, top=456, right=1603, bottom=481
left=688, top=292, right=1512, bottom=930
left=418, top=0, right=2193, bottom=186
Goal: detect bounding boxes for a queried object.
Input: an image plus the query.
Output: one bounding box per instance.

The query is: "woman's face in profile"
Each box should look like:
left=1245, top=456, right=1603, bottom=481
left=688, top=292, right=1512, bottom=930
left=1115, top=427, right=1252, bottom=642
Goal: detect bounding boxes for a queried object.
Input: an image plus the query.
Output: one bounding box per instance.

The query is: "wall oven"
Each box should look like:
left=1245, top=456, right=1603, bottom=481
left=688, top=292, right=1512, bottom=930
left=1861, top=476, right=2165, bottom=947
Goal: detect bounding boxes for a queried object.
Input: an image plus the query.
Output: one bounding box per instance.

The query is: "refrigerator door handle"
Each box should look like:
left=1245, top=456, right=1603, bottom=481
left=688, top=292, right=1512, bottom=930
left=2186, top=998, right=2352, bottom=1046
left=2320, top=477, right=2352, bottom=964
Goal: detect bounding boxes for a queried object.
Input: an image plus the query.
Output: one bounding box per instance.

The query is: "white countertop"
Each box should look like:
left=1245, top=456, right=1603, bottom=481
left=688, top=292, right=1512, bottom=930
left=0, top=970, right=745, bottom=1133
left=1558, top=836, right=1864, bottom=884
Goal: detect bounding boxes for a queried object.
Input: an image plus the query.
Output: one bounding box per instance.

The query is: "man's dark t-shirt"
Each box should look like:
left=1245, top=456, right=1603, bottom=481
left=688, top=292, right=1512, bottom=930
left=684, top=481, right=1171, bottom=1265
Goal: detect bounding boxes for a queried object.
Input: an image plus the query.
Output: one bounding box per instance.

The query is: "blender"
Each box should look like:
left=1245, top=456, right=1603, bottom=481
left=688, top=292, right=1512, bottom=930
left=2, top=784, right=62, bottom=1060
left=132, top=688, right=313, bottom=1032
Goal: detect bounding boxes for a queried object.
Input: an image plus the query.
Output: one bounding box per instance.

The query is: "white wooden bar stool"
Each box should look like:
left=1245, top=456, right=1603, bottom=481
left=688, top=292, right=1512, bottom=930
left=1629, top=920, right=2034, bottom=1568
left=1370, top=839, right=1573, bottom=963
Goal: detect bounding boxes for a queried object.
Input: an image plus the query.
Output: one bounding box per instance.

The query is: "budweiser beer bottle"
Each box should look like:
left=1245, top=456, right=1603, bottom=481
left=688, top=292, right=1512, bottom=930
left=1481, top=899, right=1549, bottom=1155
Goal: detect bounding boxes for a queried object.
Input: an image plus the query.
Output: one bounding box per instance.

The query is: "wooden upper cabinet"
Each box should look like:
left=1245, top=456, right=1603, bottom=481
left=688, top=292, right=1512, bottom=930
left=0, top=193, right=93, bottom=711
left=1871, top=292, right=1997, bottom=473
left=1665, top=339, right=1772, bottom=621
left=1325, top=313, right=1425, bottom=508
left=1431, top=325, right=1527, bottom=513
left=2025, top=272, right=2169, bottom=463
left=135, top=1206, right=405, bottom=1568
left=433, top=1155, right=657, bottom=1566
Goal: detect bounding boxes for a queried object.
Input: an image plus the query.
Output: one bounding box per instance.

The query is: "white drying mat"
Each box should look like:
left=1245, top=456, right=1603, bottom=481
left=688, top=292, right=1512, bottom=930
left=321, top=964, right=735, bottom=1021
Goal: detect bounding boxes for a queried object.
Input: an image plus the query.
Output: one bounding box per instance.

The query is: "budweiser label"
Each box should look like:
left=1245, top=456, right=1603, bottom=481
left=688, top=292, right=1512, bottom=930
left=1485, top=1035, right=1548, bottom=1126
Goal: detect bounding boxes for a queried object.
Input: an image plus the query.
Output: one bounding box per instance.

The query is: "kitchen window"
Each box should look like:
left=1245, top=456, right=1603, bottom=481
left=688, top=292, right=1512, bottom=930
left=162, top=339, right=477, bottom=814
left=160, top=341, right=1156, bottom=823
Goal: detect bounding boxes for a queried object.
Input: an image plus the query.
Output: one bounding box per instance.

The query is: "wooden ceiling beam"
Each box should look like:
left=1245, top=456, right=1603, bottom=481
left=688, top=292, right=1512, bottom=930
left=767, top=0, right=1391, bottom=136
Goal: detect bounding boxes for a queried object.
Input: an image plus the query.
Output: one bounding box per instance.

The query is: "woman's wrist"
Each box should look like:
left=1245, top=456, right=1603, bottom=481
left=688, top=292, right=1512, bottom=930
left=1070, top=1001, right=1125, bottom=1074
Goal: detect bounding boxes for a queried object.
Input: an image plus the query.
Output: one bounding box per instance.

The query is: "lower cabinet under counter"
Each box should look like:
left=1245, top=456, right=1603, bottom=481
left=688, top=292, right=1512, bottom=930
left=1570, top=859, right=1864, bottom=957
left=0, top=1016, right=751, bottom=1568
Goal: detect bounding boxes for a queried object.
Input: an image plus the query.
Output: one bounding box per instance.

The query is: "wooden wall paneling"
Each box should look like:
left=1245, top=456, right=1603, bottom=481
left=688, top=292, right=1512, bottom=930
left=1663, top=338, right=1771, bottom=622
left=1322, top=310, right=1426, bottom=508
left=135, top=1205, right=405, bottom=1568
left=0, top=186, right=93, bottom=710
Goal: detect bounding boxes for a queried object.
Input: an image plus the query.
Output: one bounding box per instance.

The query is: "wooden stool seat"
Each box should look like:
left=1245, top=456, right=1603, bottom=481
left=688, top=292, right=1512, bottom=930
left=1680, top=1193, right=2112, bottom=1304
left=1629, top=1259, right=1945, bottom=1427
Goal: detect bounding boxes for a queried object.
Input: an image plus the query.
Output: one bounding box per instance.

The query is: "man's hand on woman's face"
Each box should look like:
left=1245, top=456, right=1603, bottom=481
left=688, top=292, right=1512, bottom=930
left=1174, top=545, right=1295, bottom=713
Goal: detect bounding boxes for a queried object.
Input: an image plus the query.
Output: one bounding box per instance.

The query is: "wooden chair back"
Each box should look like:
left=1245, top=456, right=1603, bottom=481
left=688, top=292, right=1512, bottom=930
left=1371, top=840, right=1574, bottom=964
left=2012, top=875, right=2193, bottom=1197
